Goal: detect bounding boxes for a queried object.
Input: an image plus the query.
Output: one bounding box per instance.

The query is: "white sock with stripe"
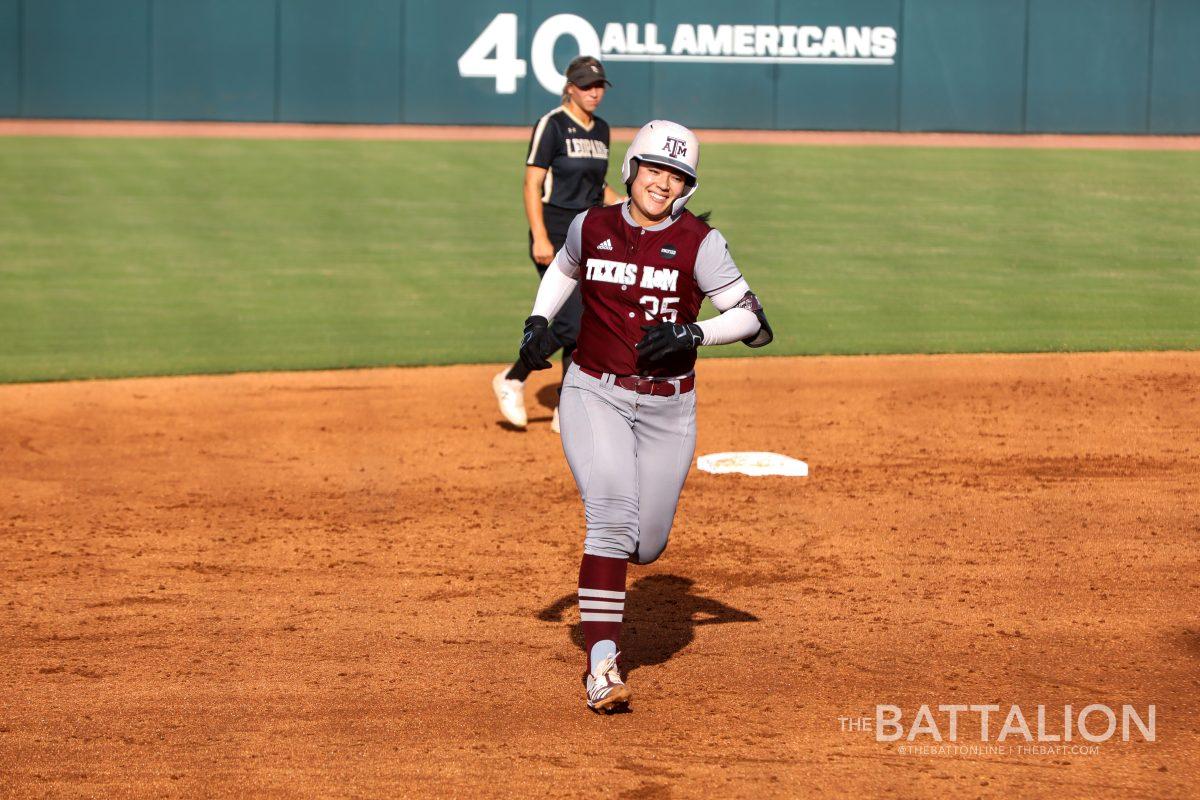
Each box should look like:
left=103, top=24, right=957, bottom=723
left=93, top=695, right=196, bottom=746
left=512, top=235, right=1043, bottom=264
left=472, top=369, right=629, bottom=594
left=579, top=587, right=625, bottom=674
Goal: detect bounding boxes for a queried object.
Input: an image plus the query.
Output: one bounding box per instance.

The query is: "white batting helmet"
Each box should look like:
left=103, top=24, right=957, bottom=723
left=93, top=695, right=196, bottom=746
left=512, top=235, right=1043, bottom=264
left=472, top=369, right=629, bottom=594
left=620, top=120, right=700, bottom=217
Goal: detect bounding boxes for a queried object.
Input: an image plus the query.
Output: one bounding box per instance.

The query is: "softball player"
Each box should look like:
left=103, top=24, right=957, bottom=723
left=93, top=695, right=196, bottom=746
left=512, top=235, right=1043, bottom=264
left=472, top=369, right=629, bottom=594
left=493, top=56, right=624, bottom=433
left=517, top=120, right=773, bottom=712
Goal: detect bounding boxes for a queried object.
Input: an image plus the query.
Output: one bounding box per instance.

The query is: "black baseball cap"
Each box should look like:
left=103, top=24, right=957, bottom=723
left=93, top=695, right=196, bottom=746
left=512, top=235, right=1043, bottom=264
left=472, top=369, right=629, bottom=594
left=565, top=57, right=611, bottom=89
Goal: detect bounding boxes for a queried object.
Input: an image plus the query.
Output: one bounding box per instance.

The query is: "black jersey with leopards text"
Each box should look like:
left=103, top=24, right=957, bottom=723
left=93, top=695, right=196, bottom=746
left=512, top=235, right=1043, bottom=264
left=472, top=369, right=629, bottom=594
left=526, top=106, right=610, bottom=211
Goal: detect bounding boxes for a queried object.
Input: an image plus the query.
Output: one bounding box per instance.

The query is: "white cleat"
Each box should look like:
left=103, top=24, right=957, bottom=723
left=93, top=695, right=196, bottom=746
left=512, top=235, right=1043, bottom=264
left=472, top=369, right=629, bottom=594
left=551, top=406, right=560, bottom=434
left=586, top=652, right=631, bottom=712
left=492, top=370, right=527, bottom=428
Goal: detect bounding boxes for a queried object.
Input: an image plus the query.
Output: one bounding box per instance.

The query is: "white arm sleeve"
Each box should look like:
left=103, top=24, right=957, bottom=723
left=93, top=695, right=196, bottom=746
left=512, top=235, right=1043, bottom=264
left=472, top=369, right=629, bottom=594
left=696, top=278, right=760, bottom=346
left=529, top=211, right=586, bottom=319
left=708, top=277, right=752, bottom=312
left=530, top=262, right=579, bottom=320
left=697, top=308, right=759, bottom=345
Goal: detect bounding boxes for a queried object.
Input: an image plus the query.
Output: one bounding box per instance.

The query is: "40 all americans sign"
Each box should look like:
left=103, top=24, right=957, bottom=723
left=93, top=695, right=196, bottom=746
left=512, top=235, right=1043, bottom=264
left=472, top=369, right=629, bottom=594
left=458, top=13, right=899, bottom=95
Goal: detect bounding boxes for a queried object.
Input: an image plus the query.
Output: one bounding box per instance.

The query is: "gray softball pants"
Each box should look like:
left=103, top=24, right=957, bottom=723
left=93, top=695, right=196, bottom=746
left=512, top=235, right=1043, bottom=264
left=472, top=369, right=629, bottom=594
left=558, top=363, right=698, bottom=564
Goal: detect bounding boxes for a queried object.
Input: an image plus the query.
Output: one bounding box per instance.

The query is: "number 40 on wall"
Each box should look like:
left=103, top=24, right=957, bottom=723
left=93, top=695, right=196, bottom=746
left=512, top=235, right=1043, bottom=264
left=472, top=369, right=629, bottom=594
left=457, top=13, right=526, bottom=94
left=458, top=13, right=600, bottom=95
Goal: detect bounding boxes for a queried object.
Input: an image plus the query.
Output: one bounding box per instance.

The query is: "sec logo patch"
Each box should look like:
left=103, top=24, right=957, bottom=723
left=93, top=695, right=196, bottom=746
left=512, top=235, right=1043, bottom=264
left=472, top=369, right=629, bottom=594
left=659, top=245, right=677, bottom=260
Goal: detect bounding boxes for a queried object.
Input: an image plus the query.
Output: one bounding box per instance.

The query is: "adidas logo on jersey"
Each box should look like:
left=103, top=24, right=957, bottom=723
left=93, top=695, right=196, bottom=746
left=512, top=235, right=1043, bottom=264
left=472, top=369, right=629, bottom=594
left=597, top=239, right=613, bottom=251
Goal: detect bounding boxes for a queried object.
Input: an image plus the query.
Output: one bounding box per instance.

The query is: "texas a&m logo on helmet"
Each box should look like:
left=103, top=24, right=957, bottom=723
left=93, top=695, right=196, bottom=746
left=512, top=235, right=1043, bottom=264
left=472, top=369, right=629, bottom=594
left=663, top=137, right=688, bottom=159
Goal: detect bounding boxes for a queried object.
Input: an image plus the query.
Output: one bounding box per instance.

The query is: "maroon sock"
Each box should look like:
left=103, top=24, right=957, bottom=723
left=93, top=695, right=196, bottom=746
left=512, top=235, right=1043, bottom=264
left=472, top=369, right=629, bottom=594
left=578, top=554, right=628, bottom=674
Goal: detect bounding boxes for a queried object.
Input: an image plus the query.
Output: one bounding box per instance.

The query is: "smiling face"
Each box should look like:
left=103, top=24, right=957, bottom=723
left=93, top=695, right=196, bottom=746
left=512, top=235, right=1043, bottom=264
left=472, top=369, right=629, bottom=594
left=628, top=161, right=688, bottom=225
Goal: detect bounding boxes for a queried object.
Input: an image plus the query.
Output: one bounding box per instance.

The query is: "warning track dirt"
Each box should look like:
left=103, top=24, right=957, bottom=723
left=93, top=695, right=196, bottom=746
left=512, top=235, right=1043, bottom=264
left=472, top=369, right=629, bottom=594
left=2, top=352, right=1197, bottom=797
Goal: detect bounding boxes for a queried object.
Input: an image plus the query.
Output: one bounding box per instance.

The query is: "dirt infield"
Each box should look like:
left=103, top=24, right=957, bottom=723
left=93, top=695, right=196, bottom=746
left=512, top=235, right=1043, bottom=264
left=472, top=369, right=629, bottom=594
left=2, top=352, right=1197, bottom=798
left=2, top=118, right=1199, bottom=150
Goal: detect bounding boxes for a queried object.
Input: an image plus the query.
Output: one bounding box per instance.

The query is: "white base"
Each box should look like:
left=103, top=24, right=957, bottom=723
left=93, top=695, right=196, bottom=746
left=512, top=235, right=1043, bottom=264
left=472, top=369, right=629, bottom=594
left=696, top=451, right=809, bottom=478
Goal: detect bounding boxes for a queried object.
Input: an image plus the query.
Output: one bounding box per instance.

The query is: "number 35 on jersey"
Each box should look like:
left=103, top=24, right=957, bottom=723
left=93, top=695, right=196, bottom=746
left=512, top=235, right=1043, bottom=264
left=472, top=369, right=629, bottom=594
left=585, top=258, right=682, bottom=322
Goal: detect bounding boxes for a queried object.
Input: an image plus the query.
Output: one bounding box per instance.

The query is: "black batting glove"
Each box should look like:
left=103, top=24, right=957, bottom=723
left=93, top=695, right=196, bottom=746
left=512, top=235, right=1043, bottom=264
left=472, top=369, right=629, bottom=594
left=635, top=322, right=703, bottom=362
left=518, top=315, right=553, bottom=371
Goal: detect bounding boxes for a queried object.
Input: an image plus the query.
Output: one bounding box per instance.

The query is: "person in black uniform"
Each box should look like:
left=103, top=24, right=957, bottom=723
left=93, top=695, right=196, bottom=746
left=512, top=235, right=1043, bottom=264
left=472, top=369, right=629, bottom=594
left=493, top=56, right=624, bottom=432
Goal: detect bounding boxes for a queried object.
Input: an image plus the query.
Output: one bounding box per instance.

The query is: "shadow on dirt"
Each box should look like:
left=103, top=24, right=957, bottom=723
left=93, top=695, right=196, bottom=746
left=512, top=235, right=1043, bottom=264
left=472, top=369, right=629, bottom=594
left=535, top=383, right=560, bottom=409
left=1181, top=628, right=1200, bottom=658
left=495, top=415, right=552, bottom=431
left=537, top=574, right=758, bottom=673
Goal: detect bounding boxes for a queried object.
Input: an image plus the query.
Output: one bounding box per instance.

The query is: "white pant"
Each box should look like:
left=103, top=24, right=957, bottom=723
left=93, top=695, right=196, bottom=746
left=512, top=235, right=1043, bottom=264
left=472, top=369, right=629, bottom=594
left=558, top=363, right=698, bottom=564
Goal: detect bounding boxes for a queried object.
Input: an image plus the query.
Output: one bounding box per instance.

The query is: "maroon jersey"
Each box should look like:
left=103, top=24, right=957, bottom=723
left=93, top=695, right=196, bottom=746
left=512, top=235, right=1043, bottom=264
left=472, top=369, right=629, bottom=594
left=555, top=203, right=744, bottom=378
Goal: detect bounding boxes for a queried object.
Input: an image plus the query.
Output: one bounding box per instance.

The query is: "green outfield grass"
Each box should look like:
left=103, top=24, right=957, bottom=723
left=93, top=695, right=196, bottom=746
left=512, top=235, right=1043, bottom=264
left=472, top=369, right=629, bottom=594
left=1, top=136, right=1197, bottom=382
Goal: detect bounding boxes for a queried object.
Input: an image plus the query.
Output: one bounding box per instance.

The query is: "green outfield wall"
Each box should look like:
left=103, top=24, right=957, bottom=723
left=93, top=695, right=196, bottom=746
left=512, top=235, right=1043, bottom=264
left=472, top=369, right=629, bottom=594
left=0, top=0, right=1196, bottom=133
